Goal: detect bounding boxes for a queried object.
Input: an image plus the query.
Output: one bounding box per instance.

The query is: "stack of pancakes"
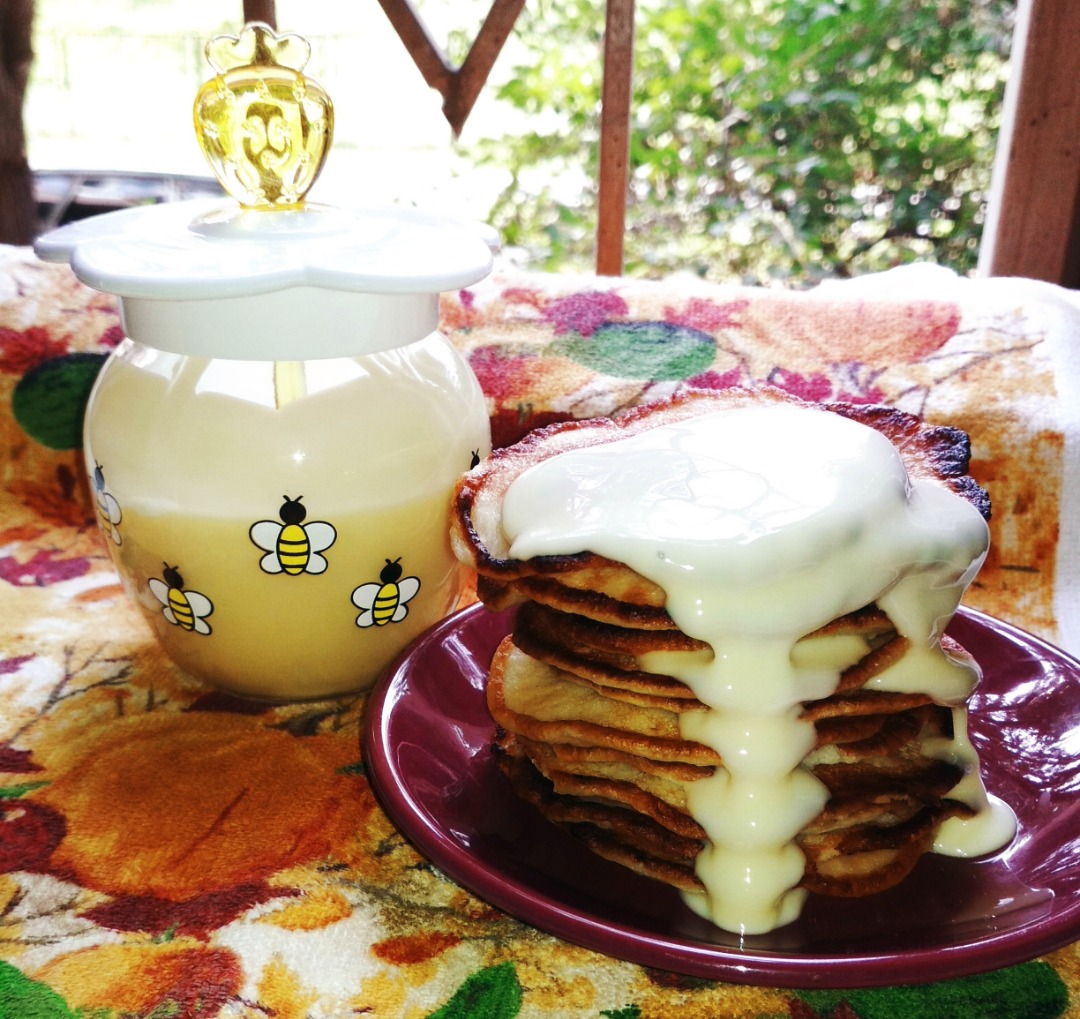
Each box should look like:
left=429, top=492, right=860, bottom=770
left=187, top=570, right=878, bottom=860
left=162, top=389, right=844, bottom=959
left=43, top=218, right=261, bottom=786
left=451, top=387, right=993, bottom=914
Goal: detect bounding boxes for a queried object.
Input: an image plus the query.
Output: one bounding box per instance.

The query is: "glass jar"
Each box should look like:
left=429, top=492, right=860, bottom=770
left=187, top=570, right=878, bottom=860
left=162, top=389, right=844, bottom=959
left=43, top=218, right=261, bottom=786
left=38, top=201, right=493, bottom=699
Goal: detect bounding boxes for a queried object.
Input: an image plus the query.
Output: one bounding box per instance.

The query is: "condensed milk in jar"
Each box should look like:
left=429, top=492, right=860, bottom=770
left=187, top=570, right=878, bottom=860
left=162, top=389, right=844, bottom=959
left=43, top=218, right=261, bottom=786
left=35, top=24, right=493, bottom=699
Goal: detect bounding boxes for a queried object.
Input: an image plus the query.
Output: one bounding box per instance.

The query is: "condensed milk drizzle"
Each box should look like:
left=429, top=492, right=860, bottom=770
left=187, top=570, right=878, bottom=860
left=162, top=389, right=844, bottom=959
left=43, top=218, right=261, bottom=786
left=502, top=404, right=1016, bottom=934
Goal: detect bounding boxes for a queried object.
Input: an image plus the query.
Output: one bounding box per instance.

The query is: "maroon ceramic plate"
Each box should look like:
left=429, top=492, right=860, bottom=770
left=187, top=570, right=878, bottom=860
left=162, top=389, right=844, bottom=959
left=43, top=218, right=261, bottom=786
left=364, top=603, right=1080, bottom=988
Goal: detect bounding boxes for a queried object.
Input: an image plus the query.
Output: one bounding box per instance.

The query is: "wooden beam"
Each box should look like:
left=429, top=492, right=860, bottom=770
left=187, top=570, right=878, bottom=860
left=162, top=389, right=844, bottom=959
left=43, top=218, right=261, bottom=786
left=446, top=0, right=526, bottom=136
left=375, top=0, right=525, bottom=136
left=596, top=0, right=634, bottom=277
left=375, top=0, right=454, bottom=97
left=979, top=0, right=1080, bottom=287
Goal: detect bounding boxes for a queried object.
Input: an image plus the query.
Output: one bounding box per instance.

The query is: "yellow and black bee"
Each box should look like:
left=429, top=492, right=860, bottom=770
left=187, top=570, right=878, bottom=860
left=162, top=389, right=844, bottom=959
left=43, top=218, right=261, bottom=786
left=352, top=558, right=420, bottom=628
left=250, top=495, right=337, bottom=576
left=92, top=462, right=123, bottom=545
left=149, top=563, right=213, bottom=635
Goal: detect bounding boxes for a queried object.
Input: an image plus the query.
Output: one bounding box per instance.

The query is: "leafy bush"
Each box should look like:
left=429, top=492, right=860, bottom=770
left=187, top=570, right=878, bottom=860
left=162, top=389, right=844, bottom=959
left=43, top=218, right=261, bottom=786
left=468, top=0, right=1015, bottom=285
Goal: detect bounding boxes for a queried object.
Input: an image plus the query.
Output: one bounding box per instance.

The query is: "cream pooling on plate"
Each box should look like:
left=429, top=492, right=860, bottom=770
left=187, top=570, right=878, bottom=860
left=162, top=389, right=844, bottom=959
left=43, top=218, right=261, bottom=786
left=500, top=403, right=1016, bottom=934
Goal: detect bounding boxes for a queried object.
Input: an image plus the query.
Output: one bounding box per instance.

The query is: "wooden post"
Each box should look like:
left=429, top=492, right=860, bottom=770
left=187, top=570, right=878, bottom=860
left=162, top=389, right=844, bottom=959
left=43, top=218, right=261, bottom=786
left=979, top=0, right=1080, bottom=287
left=596, top=0, right=634, bottom=276
left=0, top=0, right=34, bottom=245
left=243, top=0, right=277, bottom=28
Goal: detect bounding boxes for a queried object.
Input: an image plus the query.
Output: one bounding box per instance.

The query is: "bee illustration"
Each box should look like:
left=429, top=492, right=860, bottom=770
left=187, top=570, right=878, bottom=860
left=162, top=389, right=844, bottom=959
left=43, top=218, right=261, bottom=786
left=149, top=563, right=213, bottom=635
left=352, top=558, right=420, bottom=628
left=91, top=462, right=123, bottom=545
left=249, top=495, right=337, bottom=576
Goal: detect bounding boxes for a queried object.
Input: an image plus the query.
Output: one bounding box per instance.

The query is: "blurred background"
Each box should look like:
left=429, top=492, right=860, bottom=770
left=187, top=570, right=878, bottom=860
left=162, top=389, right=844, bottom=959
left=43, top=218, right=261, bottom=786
left=23, top=0, right=1016, bottom=285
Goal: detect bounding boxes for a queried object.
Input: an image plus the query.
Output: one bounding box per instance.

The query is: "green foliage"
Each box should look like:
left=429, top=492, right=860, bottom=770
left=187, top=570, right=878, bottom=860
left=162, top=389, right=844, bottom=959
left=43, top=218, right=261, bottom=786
left=469, top=0, right=1014, bottom=284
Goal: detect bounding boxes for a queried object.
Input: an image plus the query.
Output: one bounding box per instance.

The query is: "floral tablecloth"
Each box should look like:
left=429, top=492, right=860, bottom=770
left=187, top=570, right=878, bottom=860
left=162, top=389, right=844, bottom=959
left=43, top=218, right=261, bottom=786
left=2, top=244, right=1080, bottom=1018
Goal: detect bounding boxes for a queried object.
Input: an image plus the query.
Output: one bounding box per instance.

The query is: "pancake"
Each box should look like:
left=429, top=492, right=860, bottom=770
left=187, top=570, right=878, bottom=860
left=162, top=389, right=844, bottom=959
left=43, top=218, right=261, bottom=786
left=453, top=386, right=1014, bottom=934
left=494, top=733, right=972, bottom=899
left=509, top=599, right=912, bottom=708
left=487, top=638, right=717, bottom=766
left=451, top=386, right=991, bottom=626
left=489, top=637, right=967, bottom=829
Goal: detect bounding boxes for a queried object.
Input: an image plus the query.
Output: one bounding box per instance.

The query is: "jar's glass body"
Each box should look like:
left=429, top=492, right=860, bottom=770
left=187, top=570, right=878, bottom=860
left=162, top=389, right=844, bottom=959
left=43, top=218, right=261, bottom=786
left=85, top=332, right=490, bottom=699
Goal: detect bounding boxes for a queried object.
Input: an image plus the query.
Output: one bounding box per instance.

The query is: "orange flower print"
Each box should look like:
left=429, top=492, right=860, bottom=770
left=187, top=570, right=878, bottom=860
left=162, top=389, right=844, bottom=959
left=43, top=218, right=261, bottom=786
left=32, top=711, right=364, bottom=901
left=33, top=941, right=242, bottom=1019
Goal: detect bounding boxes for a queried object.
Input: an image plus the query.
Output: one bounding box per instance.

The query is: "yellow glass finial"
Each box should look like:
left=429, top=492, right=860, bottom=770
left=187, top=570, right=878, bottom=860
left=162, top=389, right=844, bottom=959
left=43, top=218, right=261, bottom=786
left=194, top=23, right=334, bottom=209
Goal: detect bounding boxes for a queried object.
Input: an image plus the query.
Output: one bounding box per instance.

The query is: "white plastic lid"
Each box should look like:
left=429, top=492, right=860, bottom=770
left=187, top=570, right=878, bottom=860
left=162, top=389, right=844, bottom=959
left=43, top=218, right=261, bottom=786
left=34, top=199, right=495, bottom=359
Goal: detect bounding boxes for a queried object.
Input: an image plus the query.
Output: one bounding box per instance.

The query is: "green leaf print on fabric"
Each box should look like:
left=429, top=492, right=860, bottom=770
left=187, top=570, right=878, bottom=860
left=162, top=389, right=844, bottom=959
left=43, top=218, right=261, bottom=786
left=12, top=353, right=107, bottom=450
left=426, top=962, right=523, bottom=1019
left=795, top=960, right=1068, bottom=1019
left=0, top=782, right=48, bottom=799
left=552, top=321, right=716, bottom=381
left=0, top=961, right=76, bottom=1019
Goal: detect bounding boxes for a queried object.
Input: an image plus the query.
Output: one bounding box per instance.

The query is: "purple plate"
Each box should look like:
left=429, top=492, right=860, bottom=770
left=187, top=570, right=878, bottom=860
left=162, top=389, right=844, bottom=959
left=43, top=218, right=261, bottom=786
left=364, top=603, right=1080, bottom=987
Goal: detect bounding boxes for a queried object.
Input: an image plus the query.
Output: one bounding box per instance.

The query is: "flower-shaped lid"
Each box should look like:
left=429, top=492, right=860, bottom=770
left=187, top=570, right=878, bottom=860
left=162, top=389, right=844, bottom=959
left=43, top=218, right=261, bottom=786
left=34, top=24, right=494, bottom=360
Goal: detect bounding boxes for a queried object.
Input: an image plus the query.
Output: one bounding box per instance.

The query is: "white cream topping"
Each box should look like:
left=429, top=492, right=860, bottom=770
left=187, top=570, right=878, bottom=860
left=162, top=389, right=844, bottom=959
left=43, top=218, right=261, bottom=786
left=928, top=708, right=1018, bottom=857
left=501, top=404, right=1015, bottom=934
